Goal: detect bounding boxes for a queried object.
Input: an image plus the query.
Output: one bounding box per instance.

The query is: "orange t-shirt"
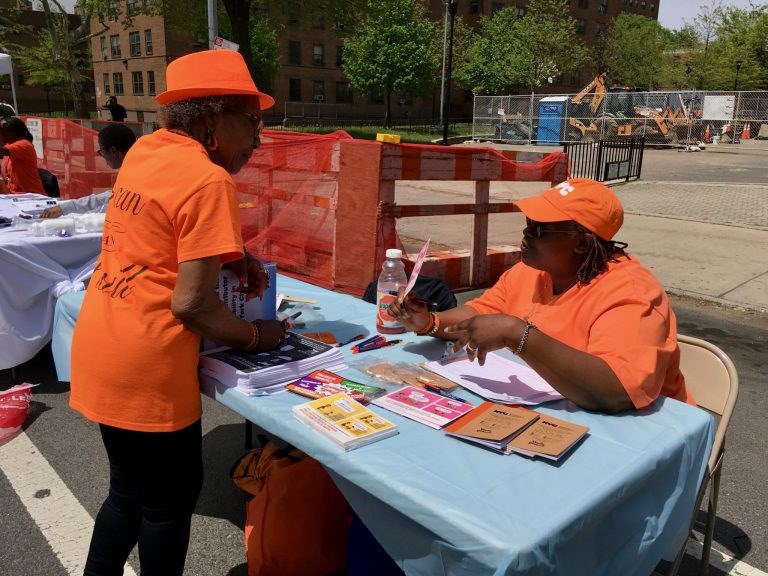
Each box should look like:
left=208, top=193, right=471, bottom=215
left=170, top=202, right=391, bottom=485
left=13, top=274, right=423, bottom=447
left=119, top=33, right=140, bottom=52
left=69, top=129, right=244, bottom=432
left=466, top=258, right=693, bottom=409
left=1, top=139, right=44, bottom=194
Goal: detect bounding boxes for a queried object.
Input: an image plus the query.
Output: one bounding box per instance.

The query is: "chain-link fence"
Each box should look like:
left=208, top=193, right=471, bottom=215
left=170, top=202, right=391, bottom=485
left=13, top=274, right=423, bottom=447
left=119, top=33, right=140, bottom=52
left=473, top=90, right=768, bottom=147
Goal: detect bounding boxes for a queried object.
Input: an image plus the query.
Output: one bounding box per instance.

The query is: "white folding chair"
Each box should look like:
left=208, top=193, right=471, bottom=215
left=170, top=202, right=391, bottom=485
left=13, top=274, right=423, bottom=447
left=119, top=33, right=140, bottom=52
left=667, top=334, right=739, bottom=576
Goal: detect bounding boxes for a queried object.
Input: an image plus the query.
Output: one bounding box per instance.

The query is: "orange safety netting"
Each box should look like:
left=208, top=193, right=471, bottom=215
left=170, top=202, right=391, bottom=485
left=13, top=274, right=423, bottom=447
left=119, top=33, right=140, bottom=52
left=28, top=117, right=567, bottom=292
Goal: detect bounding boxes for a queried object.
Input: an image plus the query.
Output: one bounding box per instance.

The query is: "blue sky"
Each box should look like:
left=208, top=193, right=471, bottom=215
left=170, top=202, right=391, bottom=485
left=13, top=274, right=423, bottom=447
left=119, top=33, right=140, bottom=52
left=657, top=0, right=764, bottom=30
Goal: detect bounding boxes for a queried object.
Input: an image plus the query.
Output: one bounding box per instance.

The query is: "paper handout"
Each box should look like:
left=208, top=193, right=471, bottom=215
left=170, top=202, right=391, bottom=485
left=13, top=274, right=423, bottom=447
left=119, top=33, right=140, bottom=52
left=423, top=352, right=564, bottom=405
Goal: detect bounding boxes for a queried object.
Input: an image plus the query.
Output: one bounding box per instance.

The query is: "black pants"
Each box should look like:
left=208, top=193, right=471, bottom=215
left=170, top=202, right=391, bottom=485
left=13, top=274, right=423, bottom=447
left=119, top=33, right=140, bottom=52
left=84, top=419, right=204, bottom=576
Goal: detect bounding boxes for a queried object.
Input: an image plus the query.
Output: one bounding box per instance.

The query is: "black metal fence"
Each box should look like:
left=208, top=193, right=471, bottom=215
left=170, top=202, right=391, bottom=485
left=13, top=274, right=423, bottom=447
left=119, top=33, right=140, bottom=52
left=564, top=136, right=645, bottom=182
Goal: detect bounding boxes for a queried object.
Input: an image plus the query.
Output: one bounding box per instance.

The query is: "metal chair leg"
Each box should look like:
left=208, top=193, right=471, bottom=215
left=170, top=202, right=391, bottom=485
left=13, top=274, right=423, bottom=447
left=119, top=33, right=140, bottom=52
left=699, top=466, right=722, bottom=576
left=245, top=418, right=253, bottom=450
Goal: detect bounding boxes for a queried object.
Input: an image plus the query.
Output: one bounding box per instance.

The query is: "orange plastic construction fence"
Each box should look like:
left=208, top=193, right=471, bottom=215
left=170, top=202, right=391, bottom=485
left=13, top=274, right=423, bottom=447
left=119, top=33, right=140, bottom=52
left=28, top=117, right=567, bottom=293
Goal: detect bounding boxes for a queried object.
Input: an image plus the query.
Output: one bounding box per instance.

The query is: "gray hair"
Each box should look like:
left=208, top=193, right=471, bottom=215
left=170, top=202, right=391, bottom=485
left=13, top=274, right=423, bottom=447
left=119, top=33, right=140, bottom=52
left=158, top=95, right=253, bottom=134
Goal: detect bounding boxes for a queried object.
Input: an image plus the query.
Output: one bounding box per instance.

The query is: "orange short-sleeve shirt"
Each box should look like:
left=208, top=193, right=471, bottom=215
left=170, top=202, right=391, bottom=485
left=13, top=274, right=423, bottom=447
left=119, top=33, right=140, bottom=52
left=69, top=129, right=244, bottom=432
left=466, top=258, right=693, bottom=409
left=1, top=139, right=44, bottom=194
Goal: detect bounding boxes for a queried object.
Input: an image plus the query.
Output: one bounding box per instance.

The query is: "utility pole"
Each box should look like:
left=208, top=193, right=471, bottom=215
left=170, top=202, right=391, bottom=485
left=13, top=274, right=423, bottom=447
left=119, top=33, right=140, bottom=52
left=207, top=0, right=218, bottom=47
left=441, top=0, right=458, bottom=146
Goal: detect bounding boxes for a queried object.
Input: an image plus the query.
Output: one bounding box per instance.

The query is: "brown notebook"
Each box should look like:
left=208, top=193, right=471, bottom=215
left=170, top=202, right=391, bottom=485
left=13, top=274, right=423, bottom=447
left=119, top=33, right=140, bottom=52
left=444, top=401, right=540, bottom=452
left=504, top=414, right=589, bottom=460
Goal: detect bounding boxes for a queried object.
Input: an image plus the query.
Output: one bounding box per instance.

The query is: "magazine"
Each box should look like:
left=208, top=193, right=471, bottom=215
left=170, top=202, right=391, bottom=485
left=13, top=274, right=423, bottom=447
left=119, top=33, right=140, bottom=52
left=286, top=369, right=386, bottom=404
left=372, top=385, right=475, bottom=429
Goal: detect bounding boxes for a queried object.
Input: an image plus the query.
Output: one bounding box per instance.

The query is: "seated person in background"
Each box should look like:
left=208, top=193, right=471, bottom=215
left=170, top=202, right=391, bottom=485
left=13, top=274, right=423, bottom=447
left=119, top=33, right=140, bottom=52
left=41, top=123, right=137, bottom=218
left=0, top=116, right=45, bottom=195
left=390, top=178, right=693, bottom=414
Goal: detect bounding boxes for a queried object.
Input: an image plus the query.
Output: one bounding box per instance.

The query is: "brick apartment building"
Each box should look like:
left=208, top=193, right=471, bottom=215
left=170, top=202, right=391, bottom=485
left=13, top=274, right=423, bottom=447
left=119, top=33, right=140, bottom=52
left=0, top=0, right=95, bottom=115
left=89, top=0, right=658, bottom=124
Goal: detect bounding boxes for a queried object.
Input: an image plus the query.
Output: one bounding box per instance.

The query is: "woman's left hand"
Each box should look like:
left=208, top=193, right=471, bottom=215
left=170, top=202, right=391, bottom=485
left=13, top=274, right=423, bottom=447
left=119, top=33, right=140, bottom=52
left=443, top=314, right=523, bottom=365
left=229, top=254, right=270, bottom=300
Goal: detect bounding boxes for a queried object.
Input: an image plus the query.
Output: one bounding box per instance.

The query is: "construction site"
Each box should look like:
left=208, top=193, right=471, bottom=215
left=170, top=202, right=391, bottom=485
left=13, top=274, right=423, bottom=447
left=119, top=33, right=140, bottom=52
left=473, top=73, right=768, bottom=147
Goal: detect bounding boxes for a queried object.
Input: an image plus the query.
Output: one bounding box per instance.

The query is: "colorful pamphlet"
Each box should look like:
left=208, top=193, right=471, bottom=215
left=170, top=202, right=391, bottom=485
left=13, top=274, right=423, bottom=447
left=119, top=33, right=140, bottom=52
left=444, top=401, right=540, bottom=452
left=292, top=392, right=399, bottom=451
left=371, top=385, right=475, bottom=429
left=286, top=370, right=386, bottom=404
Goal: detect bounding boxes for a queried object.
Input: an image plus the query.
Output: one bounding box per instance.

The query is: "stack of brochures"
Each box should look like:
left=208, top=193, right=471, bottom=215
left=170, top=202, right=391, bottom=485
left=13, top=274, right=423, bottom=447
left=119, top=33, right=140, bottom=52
left=199, top=332, right=346, bottom=395
left=292, top=392, right=399, bottom=451
left=371, top=385, right=475, bottom=429
left=445, top=401, right=589, bottom=460
left=286, top=370, right=386, bottom=404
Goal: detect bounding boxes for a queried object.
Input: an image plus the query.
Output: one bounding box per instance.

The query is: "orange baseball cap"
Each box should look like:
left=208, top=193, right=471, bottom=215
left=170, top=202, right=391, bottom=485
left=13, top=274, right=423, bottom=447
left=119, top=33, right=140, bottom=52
left=514, top=178, right=624, bottom=240
left=156, top=50, right=275, bottom=110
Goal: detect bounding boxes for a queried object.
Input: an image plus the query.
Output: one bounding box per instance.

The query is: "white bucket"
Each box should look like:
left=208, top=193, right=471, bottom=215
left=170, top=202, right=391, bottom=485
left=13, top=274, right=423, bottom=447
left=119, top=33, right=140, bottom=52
left=712, top=135, right=720, bottom=145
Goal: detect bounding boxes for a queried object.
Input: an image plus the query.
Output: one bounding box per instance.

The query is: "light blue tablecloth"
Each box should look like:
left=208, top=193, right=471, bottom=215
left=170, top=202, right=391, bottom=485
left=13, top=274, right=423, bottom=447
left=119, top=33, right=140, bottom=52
left=201, top=274, right=714, bottom=576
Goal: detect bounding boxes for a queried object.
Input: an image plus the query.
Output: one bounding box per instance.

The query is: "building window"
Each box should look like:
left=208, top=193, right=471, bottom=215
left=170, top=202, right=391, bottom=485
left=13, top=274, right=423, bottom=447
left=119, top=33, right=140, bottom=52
left=288, top=41, right=301, bottom=65
left=313, top=80, right=324, bottom=102
left=491, top=2, right=503, bottom=14
left=287, top=1, right=299, bottom=24
left=144, top=30, right=153, bottom=55
left=516, top=7, right=525, bottom=17
left=147, top=70, right=156, bottom=95
left=113, top=72, right=124, bottom=95
left=576, top=19, right=586, bottom=34
left=596, top=22, right=604, bottom=34
left=335, top=82, right=352, bottom=103
left=578, top=0, right=588, bottom=8
left=110, top=35, right=121, bottom=57
left=650, top=3, right=656, bottom=11
left=336, top=45, right=343, bottom=68
left=100, top=36, right=108, bottom=59
left=313, top=44, right=325, bottom=66
left=289, top=78, right=301, bottom=101
left=127, top=0, right=137, bottom=15
left=132, top=71, right=144, bottom=95
left=312, top=13, right=324, bottom=29
left=469, top=0, right=480, bottom=13
left=570, top=71, right=581, bottom=85
left=599, top=0, right=608, bottom=12
left=129, top=31, right=141, bottom=57
left=108, top=0, right=119, bottom=21
left=103, top=73, right=110, bottom=94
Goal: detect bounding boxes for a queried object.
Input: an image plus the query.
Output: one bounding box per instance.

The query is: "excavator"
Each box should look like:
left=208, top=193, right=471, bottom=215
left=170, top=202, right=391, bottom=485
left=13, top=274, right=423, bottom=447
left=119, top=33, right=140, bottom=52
left=567, top=72, right=698, bottom=144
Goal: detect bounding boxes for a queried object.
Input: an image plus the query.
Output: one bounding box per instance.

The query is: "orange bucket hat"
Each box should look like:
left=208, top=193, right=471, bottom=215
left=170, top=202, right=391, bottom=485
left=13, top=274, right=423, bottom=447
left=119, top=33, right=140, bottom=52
left=514, top=178, right=624, bottom=240
left=156, top=49, right=275, bottom=110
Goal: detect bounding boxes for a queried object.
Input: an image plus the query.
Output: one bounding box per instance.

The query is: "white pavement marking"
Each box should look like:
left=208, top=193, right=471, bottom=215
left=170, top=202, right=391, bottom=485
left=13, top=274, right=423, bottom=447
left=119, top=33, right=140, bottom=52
left=684, top=538, right=768, bottom=576
left=0, top=432, right=137, bottom=576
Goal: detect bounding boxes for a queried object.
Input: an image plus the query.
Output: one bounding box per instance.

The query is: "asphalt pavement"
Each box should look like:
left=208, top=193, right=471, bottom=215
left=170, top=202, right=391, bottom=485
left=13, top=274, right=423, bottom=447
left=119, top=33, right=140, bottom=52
left=1, top=138, right=766, bottom=576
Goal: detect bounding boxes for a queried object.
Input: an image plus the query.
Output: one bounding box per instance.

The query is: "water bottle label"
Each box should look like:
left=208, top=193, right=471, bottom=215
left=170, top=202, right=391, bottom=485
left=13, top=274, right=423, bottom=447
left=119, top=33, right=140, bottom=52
left=376, top=290, right=402, bottom=329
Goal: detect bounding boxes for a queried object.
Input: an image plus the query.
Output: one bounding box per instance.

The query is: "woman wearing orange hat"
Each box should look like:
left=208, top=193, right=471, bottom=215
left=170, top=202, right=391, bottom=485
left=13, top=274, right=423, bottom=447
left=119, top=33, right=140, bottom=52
left=391, top=178, right=693, bottom=414
left=69, top=50, right=283, bottom=576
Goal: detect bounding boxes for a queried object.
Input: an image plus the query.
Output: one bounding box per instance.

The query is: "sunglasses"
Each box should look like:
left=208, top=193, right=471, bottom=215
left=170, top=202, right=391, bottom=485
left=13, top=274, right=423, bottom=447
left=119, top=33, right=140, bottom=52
left=526, top=219, right=582, bottom=239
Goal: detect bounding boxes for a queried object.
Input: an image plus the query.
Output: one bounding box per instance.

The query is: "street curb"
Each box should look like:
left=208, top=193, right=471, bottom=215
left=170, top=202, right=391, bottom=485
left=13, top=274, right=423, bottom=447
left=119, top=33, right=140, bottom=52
left=666, top=287, right=768, bottom=316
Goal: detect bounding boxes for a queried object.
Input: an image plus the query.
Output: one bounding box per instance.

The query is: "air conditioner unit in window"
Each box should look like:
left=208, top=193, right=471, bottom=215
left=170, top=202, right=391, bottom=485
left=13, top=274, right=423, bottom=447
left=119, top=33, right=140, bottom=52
left=314, top=95, right=324, bottom=102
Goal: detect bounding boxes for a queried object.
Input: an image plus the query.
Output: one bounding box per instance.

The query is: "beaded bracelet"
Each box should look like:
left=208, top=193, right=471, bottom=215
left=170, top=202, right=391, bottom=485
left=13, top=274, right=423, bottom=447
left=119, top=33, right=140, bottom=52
left=414, top=312, right=435, bottom=336
left=426, top=312, right=441, bottom=336
left=513, top=319, right=535, bottom=355
left=245, top=321, right=261, bottom=351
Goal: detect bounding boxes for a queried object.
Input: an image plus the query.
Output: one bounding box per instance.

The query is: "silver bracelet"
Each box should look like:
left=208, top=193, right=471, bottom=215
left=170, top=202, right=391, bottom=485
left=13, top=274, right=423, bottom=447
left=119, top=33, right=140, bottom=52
left=513, top=319, right=535, bottom=355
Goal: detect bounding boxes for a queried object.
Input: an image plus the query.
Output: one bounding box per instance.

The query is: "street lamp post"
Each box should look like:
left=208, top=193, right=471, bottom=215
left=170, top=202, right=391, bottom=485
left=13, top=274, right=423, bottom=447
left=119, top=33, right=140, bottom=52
left=441, top=0, right=458, bottom=146
left=733, top=60, right=743, bottom=92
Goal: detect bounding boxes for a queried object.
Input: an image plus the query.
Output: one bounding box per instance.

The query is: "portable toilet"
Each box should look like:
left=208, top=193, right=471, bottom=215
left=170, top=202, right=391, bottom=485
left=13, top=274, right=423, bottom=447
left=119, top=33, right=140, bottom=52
left=536, top=96, right=568, bottom=145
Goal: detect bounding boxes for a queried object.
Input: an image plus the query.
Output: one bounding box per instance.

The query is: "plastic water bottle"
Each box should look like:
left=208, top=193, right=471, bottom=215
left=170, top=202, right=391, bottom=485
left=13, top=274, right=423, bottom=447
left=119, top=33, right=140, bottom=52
left=376, top=249, right=407, bottom=334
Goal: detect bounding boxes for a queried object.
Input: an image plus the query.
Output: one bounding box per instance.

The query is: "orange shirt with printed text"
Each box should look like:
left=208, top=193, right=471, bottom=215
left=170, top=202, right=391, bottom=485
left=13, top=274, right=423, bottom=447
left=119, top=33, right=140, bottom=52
left=466, top=258, right=693, bottom=409
left=1, top=139, right=44, bottom=194
left=69, top=129, right=244, bottom=432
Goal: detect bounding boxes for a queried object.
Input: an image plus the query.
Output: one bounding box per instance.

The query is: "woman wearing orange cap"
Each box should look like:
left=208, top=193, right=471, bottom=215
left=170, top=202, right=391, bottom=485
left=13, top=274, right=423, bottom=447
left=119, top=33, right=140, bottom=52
left=391, top=178, right=693, bottom=414
left=69, top=50, right=284, bottom=576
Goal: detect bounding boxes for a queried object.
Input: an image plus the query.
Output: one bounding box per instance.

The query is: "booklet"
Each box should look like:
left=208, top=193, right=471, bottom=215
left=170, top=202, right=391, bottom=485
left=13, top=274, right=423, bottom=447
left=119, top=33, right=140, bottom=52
left=371, top=385, right=475, bottom=429
left=443, top=401, right=540, bottom=452
left=292, top=392, right=399, bottom=451
left=504, top=413, right=589, bottom=460
left=199, top=332, right=346, bottom=394
left=286, top=369, right=386, bottom=404
left=422, top=351, right=564, bottom=405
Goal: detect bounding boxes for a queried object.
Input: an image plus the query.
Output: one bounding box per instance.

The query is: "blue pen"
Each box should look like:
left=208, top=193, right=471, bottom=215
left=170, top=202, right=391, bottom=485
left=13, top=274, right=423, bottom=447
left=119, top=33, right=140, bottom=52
left=424, top=384, right=468, bottom=403
left=353, top=335, right=384, bottom=349
left=337, top=333, right=365, bottom=347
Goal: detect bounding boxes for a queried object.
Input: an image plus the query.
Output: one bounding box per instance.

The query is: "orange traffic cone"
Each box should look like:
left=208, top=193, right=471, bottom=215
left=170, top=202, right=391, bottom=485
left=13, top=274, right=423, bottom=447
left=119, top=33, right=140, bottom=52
left=704, top=124, right=711, bottom=143
left=741, top=122, right=751, bottom=140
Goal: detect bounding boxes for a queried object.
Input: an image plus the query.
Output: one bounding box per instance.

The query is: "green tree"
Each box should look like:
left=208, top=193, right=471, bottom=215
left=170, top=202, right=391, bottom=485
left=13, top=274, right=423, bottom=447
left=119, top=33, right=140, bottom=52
left=341, top=0, right=439, bottom=126
left=455, top=0, right=587, bottom=95
left=602, top=13, right=668, bottom=89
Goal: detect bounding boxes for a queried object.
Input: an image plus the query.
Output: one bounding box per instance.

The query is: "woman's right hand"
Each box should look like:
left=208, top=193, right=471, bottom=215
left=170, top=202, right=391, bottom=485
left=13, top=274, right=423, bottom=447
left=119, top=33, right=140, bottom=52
left=41, top=206, right=63, bottom=218
left=254, top=319, right=286, bottom=351
left=388, top=292, right=431, bottom=333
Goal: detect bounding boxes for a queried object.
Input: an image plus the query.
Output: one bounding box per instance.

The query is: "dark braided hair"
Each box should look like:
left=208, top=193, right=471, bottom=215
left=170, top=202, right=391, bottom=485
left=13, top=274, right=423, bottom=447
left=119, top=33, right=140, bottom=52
left=575, top=224, right=629, bottom=284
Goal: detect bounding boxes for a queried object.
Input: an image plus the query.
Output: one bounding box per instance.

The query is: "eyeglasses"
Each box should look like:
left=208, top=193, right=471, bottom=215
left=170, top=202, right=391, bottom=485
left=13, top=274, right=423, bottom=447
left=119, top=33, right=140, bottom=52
left=526, top=219, right=582, bottom=239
